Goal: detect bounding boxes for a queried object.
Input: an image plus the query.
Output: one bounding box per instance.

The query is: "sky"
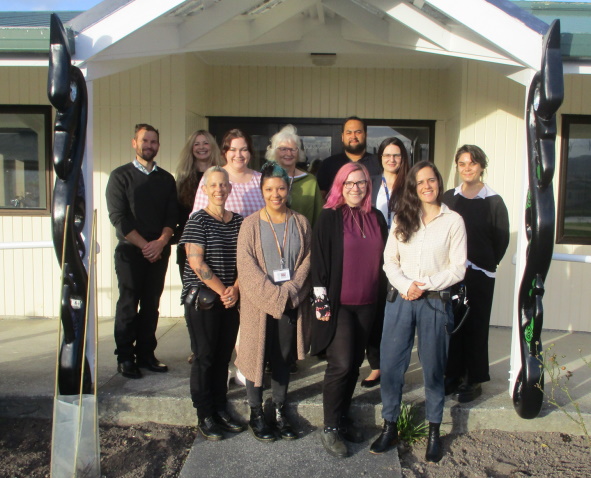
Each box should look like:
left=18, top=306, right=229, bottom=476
left=2, top=0, right=591, bottom=11
left=0, top=0, right=102, bottom=11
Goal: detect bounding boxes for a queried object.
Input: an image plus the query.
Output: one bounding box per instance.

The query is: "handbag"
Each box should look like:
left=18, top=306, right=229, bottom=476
left=184, top=284, right=217, bottom=310
left=446, top=283, right=470, bottom=335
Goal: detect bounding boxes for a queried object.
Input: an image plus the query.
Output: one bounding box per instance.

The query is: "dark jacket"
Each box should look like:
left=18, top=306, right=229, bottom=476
left=310, top=206, right=388, bottom=355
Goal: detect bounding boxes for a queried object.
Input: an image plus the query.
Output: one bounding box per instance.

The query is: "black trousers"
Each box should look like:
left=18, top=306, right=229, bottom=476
left=186, top=302, right=239, bottom=419
left=176, top=244, right=197, bottom=354
left=246, top=314, right=297, bottom=408
left=113, top=243, right=170, bottom=362
left=446, top=267, right=496, bottom=384
left=323, top=304, right=375, bottom=428
left=365, top=310, right=384, bottom=370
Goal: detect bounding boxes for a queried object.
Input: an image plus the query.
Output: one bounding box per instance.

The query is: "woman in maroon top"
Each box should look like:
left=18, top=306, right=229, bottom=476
left=311, top=162, right=388, bottom=458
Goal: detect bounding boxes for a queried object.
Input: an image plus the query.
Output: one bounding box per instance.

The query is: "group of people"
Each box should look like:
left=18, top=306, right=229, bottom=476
left=105, top=117, right=509, bottom=463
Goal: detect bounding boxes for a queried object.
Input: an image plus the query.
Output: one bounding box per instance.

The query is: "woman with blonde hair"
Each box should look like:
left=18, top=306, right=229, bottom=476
left=176, top=130, right=224, bottom=279
left=176, top=130, right=224, bottom=362
left=265, top=125, right=324, bottom=227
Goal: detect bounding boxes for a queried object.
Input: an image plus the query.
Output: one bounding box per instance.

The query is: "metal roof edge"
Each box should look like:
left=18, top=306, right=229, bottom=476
left=484, top=0, right=549, bottom=35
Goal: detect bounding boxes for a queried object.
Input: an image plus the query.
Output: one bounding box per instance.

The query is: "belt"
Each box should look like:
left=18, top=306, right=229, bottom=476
left=422, top=290, right=450, bottom=300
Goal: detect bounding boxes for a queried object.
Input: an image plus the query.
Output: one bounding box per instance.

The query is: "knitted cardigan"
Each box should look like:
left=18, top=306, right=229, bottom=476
left=235, top=211, right=312, bottom=387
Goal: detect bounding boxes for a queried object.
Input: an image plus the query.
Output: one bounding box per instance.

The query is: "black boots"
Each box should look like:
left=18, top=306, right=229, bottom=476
left=321, top=426, right=348, bottom=458
left=198, top=416, right=224, bottom=441
left=274, top=403, right=298, bottom=440
left=369, top=420, right=398, bottom=454
left=425, top=422, right=443, bottom=462
left=249, top=406, right=276, bottom=442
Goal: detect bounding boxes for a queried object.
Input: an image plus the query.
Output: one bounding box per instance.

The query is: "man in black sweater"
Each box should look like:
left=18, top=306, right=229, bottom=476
left=316, top=116, right=382, bottom=198
left=106, top=123, right=178, bottom=379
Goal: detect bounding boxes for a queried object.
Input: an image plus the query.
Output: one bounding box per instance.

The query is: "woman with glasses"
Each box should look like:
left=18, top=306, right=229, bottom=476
left=372, top=161, right=466, bottom=462
left=311, top=162, right=388, bottom=458
left=236, top=162, right=312, bottom=443
left=361, top=138, right=411, bottom=389
left=265, top=124, right=324, bottom=227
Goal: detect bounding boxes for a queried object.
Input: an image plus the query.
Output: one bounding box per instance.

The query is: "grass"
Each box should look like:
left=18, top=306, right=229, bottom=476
left=537, top=343, right=591, bottom=445
left=397, top=401, right=429, bottom=445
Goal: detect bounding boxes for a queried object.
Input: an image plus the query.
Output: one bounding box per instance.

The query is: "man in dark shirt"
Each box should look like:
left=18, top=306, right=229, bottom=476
left=106, top=123, right=178, bottom=379
left=316, top=116, right=382, bottom=197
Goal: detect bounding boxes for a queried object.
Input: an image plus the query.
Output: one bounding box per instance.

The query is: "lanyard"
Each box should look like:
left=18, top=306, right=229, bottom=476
left=264, top=208, right=290, bottom=269
left=381, top=176, right=392, bottom=230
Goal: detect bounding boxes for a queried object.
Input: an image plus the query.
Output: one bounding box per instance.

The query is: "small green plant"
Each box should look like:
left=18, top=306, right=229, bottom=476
left=537, top=342, right=591, bottom=445
left=397, top=401, right=429, bottom=444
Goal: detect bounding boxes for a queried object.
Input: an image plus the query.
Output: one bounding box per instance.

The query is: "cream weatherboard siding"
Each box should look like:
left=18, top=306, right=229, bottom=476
left=93, top=54, right=199, bottom=320
left=0, top=67, right=61, bottom=319
left=544, top=73, right=591, bottom=332
left=1, top=56, right=591, bottom=332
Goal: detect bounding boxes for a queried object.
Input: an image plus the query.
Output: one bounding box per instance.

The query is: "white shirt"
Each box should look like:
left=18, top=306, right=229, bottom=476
left=383, top=203, right=467, bottom=296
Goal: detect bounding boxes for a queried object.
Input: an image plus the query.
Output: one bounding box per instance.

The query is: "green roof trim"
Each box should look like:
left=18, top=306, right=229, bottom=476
left=0, top=12, right=79, bottom=55
left=511, top=1, right=591, bottom=60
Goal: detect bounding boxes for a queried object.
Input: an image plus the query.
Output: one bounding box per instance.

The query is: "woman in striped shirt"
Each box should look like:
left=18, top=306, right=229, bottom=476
left=180, top=166, right=244, bottom=442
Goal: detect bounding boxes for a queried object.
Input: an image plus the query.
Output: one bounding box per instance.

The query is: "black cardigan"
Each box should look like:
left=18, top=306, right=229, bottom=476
left=310, top=206, right=388, bottom=355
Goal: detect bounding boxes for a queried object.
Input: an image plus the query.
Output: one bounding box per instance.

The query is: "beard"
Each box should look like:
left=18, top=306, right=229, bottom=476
left=137, top=148, right=157, bottom=162
left=344, top=140, right=366, bottom=155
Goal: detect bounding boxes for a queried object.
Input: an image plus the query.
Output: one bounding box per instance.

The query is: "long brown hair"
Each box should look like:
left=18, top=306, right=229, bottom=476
left=394, top=161, right=443, bottom=243
left=377, top=137, right=410, bottom=214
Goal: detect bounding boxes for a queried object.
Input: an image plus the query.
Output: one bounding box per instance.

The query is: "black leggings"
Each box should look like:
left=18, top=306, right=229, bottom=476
left=246, top=314, right=297, bottom=407
left=323, top=304, right=375, bottom=427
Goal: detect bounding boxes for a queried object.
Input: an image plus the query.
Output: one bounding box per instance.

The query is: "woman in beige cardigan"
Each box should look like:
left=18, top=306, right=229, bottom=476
left=236, top=162, right=312, bottom=443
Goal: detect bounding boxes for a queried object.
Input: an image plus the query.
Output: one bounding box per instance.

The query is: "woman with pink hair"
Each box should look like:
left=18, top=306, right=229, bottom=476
left=311, top=162, right=388, bottom=458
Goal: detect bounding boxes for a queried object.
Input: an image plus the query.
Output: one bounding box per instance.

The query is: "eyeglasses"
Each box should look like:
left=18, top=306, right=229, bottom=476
left=382, top=154, right=402, bottom=160
left=343, top=180, right=368, bottom=190
left=277, top=147, right=298, bottom=154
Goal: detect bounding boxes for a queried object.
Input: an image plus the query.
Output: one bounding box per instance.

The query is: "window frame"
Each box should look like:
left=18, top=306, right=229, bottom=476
left=556, top=114, right=591, bottom=245
left=0, top=104, right=53, bottom=217
left=207, top=116, right=435, bottom=170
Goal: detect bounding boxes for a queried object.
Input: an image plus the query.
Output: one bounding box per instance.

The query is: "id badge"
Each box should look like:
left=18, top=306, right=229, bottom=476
left=273, top=268, right=291, bottom=283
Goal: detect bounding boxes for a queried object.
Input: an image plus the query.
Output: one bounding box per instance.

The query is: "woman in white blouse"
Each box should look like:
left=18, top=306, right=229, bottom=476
left=370, top=160, right=466, bottom=463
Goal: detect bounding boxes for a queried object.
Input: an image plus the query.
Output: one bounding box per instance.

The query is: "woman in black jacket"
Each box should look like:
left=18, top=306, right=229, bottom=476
left=311, top=162, right=388, bottom=458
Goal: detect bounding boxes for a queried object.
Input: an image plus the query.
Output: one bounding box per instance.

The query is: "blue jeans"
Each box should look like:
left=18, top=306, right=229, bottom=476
left=380, top=294, right=453, bottom=424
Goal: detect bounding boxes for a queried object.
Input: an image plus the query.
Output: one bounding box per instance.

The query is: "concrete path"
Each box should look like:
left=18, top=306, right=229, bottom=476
left=1, top=317, right=590, bottom=477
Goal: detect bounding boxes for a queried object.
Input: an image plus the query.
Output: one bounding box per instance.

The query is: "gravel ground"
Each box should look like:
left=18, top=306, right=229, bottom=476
left=1, top=418, right=589, bottom=477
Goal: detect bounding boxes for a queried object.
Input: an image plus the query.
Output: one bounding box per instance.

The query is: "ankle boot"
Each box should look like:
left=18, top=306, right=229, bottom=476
left=249, top=406, right=276, bottom=442
left=274, top=403, right=298, bottom=440
left=370, top=420, right=398, bottom=454
left=425, top=422, right=443, bottom=462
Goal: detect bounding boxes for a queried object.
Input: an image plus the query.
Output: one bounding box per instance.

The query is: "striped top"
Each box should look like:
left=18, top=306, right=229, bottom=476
left=179, top=210, right=243, bottom=302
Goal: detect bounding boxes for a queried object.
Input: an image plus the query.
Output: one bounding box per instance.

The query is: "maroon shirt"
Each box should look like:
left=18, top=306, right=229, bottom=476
left=340, top=207, right=384, bottom=305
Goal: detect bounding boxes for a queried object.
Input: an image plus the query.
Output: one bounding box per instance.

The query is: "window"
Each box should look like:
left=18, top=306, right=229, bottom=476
left=208, top=117, right=435, bottom=171
left=0, top=105, right=52, bottom=215
left=557, top=115, right=591, bottom=244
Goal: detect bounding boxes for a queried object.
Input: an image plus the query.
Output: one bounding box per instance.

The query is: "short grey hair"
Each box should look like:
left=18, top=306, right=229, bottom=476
left=265, top=124, right=306, bottom=163
left=202, top=165, right=229, bottom=185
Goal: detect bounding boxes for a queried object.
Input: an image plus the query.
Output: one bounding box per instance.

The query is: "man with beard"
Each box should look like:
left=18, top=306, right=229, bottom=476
left=316, top=116, right=382, bottom=197
left=106, top=124, right=178, bottom=379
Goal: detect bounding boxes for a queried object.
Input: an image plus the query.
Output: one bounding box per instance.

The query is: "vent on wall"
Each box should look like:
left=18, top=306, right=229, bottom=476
left=310, top=53, right=337, bottom=66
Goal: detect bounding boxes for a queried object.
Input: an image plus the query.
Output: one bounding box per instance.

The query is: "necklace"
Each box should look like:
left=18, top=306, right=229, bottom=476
left=348, top=207, right=366, bottom=238
left=206, top=206, right=226, bottom=223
